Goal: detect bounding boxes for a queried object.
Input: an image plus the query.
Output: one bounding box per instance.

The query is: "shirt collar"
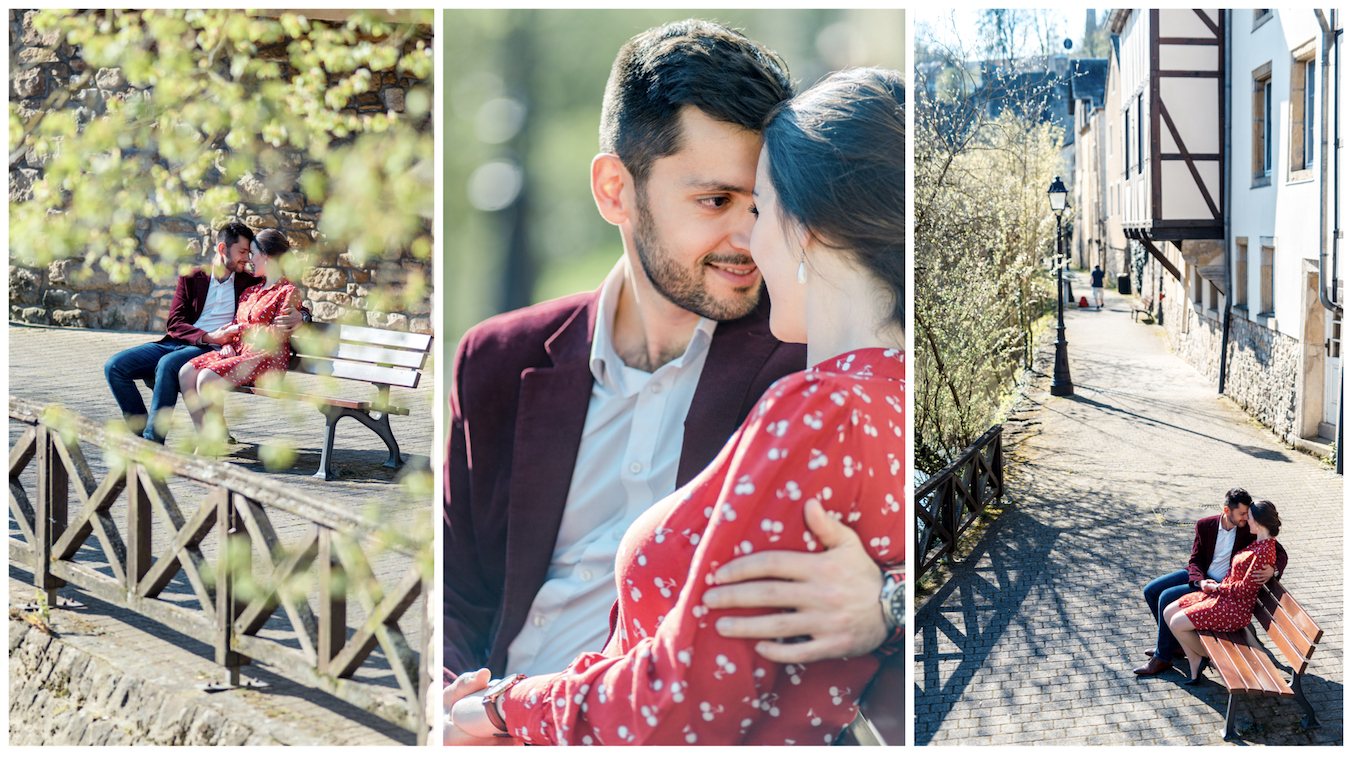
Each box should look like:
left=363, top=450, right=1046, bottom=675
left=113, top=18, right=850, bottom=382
left=589, top=259, right=716, bottom=393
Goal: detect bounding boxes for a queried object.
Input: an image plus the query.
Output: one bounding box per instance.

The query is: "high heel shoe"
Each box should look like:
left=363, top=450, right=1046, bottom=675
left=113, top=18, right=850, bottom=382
left=1183, top=657, right=1210, bottom=686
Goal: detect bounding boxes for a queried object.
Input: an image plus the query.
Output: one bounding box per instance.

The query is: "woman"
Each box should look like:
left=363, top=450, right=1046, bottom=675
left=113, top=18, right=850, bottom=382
left=449, top=68, right=905, bottom=746
left=1164, top=499, right=1282, bottom=684
left=179, top=228, right=302, bottom=439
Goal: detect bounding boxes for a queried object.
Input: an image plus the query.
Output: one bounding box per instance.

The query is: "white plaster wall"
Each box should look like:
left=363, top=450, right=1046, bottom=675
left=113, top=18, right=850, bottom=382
left=1229, top=10, right=1324, bottom=342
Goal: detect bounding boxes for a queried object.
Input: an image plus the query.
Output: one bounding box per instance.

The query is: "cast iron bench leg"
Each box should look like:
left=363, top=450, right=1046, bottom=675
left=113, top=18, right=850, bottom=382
left=313, top=405, right=404, bottom=480
left=315, top=405, right=344, bottom=480
left=1222, top=692, right=1238, bottom=739
left=1292, top=673, right=1320, bottom=729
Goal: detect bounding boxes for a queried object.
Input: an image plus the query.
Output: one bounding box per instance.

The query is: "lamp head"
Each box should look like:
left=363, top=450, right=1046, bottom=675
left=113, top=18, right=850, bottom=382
left=1047, top=175, right=1069, bottom=215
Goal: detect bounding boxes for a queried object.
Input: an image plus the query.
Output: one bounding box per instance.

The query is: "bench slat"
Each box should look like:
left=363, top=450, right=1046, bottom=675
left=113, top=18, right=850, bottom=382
left=236, top=386, right=411, bottom=415
left=1266, top=582, right=1323, bottom=645
left=337, top=323, right=432, bottom=351
left=1257, top=604, right=1315, bottom=675
left=328, top=341, right=428, bottom=369
left=1200, top=631, right=1262, bottom=693
left=300, top=358, right=422, bottom=389
left=1235, top=627, right=1294, bottom=697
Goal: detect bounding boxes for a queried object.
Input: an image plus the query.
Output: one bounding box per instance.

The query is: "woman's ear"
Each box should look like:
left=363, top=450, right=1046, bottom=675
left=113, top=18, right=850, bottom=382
left=592, top=153, right=632, bottom=227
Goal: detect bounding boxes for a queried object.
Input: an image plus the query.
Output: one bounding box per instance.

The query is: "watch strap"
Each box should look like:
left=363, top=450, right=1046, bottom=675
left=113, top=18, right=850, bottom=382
left=482, top=673, right=525, bottom=735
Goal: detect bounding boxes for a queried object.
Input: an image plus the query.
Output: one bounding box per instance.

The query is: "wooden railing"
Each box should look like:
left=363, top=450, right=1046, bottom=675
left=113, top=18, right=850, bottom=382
left=8, top=396, right=429, bottom=737
left=915, top=425, right=1004, bottom=578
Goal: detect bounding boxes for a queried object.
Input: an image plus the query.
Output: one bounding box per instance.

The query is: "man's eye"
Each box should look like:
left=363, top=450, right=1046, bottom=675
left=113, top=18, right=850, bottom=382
left=701, top=196, right=730, bottom=209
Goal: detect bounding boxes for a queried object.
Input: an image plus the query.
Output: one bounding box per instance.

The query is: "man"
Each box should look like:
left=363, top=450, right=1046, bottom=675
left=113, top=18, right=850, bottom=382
left=1134, top=487, right=1288, bottom=676
left=1090, top=264, right=1106, bottom=310
left=444, top=20, right=901, bottom=738
left=104, top=221, right=303, bottom=443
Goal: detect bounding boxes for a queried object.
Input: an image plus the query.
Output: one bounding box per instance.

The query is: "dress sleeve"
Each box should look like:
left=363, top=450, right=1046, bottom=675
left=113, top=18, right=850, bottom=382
left=1214, top=541, right=1271, bottom=597
left=498, top=373, right=903, bottom=745
left=246, top=285, right=299, bottom=355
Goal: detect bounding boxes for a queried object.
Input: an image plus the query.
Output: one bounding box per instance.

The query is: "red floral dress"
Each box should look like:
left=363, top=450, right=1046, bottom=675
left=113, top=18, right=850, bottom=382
left=1178, top=538, right=1277, bottom=632
left=499, top=347, right=905, bottom=746
left=187, top=280, right=300, bottom=388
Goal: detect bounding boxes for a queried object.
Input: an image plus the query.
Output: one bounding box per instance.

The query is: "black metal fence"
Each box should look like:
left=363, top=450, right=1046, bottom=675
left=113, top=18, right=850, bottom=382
left=915, top=425, right=1004, bottom=578
left=8, top=396, right=429, bottom=738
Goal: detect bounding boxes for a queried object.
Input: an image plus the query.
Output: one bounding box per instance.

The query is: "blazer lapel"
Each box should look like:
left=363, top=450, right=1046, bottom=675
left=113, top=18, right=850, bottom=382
left=677, top=299, right=781, bottom=485
left=492, top=292, right=600, bottom=670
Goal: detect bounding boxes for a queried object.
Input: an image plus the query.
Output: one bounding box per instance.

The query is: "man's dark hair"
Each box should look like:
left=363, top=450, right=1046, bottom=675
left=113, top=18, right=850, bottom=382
left=599, top=19, right=793, bottom=186
left=1223, top=487, right=1253, bottom=510
left=763, top=67, right=906, bottom=332
left=216, top=221, right=256, bottom=251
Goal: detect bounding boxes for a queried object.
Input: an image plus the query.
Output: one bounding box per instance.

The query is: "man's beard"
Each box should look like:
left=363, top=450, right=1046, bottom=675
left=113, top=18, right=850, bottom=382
left=632, top=190, right=760, bottom=322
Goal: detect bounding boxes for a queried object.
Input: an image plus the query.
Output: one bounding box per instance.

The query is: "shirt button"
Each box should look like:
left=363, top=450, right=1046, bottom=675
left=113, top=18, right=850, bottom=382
left=650, top=384, right=663, bottom=394
left=629, top=461, right=642, bottom=474
left=533, top=615, right=545, bottom=627
left=580, top=569, right=593, bottom=581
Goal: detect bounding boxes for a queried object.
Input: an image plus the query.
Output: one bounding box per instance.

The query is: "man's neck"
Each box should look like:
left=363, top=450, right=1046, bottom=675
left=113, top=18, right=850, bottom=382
left=1219, top=513, right=1235, bottom=531
left=610, top=258, right=702, bottom=373
left=211, top=263, right=233, bottom=284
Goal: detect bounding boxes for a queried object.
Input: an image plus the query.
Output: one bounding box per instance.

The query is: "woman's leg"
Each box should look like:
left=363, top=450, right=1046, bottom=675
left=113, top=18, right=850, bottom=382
left=179, top=362, right=205, bottom=430
left=1164, top=602, right=1207, bottom=679
left=194, top=369, right=234, bottom=440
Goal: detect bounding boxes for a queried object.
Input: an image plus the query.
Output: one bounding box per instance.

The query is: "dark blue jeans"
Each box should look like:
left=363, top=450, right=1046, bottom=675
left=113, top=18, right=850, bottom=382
left=1143, top=569, right=1193, bottom=659
left=104, top=340, right=211, bottom=443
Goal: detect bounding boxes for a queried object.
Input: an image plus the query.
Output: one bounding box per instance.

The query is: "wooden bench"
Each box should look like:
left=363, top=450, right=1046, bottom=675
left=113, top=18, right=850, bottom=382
left=1197, top=579, right=1323, bottom=739
left=237, top=323, right=432, bottom=480
left=1131, top=295, right=1156, bottom=323
left=836, top=646, right=904, bottom=745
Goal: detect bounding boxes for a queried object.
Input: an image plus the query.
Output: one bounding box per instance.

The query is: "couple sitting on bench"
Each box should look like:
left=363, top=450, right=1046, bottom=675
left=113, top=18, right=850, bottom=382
left=104, top=221, right=305, bottom=446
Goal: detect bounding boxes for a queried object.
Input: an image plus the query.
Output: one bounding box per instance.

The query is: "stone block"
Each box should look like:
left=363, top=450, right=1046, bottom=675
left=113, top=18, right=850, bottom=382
left=407, top=299, right=431, bottom=316
left=13, top=67, right=45, bottom=99
left=382, top=87, right=405, bottom=113
left=71, top=291, right=102, bottom=311
left=11, top=167, right=40, bottom=203
left=52, top=309, right=89, bottom=328
left=154, top=217, right=195, bottom=234
left=19, top=47, right=58, bottom=65
left=309, top=291, right=351, bottom=306
left=273, top=191, right=305, bottom=212
left=367, top=311, right=408, bottom=331
left=9, top=265, right=43, bottom=303
left=311, top=301, right=347, bottom=322
left=284, top=231, right=313, bottom=250
left=43, top=288, right=73, bottom=308
left=95, top=67, right=126, bottom=90
left=411, top=317, right=431, bottom=334
left=235, top=173, right=271, bottom=204
left=22, top=10, right=62, bottom=46
left=245, top=214, right=279, bottom=229
left=303, top=267, right=346, bottom=290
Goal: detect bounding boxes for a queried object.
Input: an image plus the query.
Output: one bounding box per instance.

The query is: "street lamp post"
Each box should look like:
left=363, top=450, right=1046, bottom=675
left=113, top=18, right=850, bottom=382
left=1048, top=176, right=1074, bottom=397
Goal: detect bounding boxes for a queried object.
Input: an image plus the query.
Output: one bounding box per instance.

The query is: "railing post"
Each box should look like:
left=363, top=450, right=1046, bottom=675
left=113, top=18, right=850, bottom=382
left=34, top=424, right=68, bottom=605
left=215, top=486, right=247, bottom=685
left=943, top=478, right=958, bottom=562
left=126, top=463, right=152, bottom=596
left=318, top=526, right=347, bottom=676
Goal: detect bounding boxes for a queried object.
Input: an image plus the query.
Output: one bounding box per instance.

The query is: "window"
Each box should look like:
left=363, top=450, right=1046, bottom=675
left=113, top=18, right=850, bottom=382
left=1290, top=45, right=1317, bottom=178
left=1253, top=62, right=1273, bottom=185
left=1124, top=104, right=1131, bottom=177
left=1234, top=238, right=1248, bottom=309
left=1254, top=10, right=1273, bottom=31
left=1136, top=93, right=1144, bottom=173
left=1193, top=266, right=1204, bottom=306
left=1260, top=244, right=1274, bottom=315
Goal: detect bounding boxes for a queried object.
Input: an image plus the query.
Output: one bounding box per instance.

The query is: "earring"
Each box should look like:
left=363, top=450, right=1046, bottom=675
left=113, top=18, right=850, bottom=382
left=797, top=250, right=807, bottom=284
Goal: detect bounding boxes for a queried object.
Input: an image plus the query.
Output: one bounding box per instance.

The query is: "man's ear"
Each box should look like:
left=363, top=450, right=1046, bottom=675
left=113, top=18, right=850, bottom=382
left=592, top=153, right=632, bottom=227
left=215, top=241, right=228, bottom=258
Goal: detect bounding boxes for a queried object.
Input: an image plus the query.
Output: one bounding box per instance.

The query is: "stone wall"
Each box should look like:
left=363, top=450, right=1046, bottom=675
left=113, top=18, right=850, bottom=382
left=8, top=9, right=432, bottom=335
left=9, top=620, right=273, bottom=746
left=1163, top=300, right=1300, bottom=444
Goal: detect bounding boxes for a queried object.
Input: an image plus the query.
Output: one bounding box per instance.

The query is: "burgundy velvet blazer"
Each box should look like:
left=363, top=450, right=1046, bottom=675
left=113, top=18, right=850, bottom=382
left=158, top=268, right=266, bottom=345
left=443, top=288, right=807, bottom=680
left=1186, top=513, right=1289, bottom=587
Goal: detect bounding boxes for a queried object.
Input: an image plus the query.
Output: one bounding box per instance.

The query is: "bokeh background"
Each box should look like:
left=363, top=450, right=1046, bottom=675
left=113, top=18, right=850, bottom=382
left=441, top=9, right=907, bottom=381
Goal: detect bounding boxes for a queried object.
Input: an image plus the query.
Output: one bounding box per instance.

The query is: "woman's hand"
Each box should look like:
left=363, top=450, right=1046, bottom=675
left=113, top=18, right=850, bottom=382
left=1201, top=579, right=1220, bottom=594
left=445, top=669, right=511, bottom=743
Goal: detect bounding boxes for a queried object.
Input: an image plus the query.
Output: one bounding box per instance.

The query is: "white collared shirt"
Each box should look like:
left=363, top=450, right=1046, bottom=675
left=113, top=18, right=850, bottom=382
left=505, top=260, right=716, bottom=676
left=192, top=272, right=236, bottom=334
left=1207, top=519, right=1238, bottom=582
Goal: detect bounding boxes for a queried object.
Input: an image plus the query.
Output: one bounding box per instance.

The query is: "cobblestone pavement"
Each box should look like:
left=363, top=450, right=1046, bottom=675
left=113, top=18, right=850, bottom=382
left=7, top=323, right=435, bottom=743
left=914, top=276, right=1344, bottom=746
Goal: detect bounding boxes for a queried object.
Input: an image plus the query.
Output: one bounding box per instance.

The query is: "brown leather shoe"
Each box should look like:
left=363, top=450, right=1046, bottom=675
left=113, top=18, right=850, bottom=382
left=1133, top=656, right=1173, bottom=677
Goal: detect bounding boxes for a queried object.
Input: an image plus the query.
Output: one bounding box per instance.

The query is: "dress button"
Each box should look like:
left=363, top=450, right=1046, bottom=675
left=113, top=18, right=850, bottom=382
left=580, top=569, right=593, bottom=581
left=533, top=615, right=545, bottom=627
left=629, top=461, right=642, bottom=474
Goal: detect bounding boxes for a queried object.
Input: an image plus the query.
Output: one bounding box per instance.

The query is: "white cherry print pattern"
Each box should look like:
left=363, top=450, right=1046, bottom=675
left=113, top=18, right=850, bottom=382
left=187, top=281, right=300, bottom=387
left=499, top=349, right=904, bottom=745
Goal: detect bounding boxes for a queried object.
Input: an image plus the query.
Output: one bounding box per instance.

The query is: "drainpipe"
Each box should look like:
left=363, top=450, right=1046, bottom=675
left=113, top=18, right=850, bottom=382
left=1220, top=9, right=1233, bottom=394
left=1316, top=9, right=1342, bottom=314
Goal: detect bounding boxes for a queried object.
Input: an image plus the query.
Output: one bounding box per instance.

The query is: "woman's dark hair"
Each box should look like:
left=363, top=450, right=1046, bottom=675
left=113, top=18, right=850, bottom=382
left=253, top=228, right=290, bottom=258
left=600, top=19, right=793, bottom=187
left=1248, top=499, right=1281, bottom=538
left=762, top=67, right=906, bottom=331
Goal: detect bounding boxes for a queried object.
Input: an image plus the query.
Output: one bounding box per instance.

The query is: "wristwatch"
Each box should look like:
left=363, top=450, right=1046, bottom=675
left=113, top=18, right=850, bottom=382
left=879, top=568, right=904, bottom=632
left=481, top=673, right=525, bottom=737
